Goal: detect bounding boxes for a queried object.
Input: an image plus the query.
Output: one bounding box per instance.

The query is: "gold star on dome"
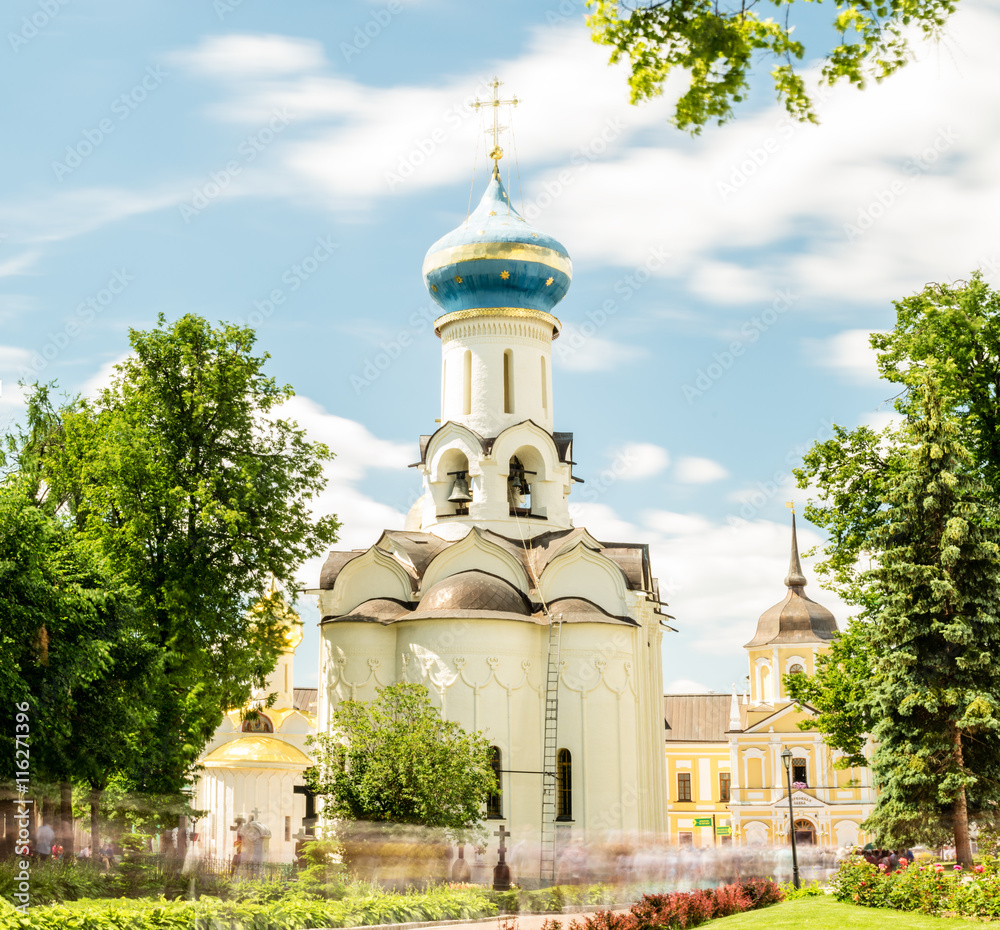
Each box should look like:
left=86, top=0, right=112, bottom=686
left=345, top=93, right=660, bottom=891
left=532, top=233, right=538, bottom=238
left=431, top=284, right=438, bottom=292
left=500, top=270, right=510, bottom=280
left=545, top=277, right=554, bottom=286
left=454, top=275, right=463, bottom=284
left=488, top=210, right=497, bottom=216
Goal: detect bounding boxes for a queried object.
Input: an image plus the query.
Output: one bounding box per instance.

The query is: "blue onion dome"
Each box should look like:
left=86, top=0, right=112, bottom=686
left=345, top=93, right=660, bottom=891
left=423, top=169, right=572, bottom=328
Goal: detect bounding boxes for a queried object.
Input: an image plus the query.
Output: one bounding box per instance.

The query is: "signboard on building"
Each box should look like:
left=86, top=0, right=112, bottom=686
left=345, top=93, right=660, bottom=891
left=693, top=817, right=713, bottom=827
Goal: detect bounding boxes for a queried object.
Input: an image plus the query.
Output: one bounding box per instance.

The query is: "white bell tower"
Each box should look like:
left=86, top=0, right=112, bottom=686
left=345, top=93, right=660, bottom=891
left=411, top=81, right=576, bottom=540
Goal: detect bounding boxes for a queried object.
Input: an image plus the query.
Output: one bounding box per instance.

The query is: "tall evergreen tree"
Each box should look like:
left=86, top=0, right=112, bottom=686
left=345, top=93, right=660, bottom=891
left=796, top=374, right=1000, bottom=864
left=862, top=379, right=1000, bottom=865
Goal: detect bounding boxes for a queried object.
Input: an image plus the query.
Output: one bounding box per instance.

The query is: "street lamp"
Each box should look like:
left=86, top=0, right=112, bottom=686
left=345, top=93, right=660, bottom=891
left=781, top=746, right=801, bottom=889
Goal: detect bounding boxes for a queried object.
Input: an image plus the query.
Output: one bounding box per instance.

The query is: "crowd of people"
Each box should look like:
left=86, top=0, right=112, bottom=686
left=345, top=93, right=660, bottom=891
left=859, top=846, right=915, bottom=873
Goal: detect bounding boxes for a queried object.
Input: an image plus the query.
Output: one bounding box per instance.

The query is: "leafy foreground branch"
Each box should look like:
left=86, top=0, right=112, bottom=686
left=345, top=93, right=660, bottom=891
left=587, top=0, right=957, bottom=132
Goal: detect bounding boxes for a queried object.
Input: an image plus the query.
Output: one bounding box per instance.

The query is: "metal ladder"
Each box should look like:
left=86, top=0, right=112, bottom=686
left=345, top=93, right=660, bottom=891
left=539, top=618, right=563, bottom=884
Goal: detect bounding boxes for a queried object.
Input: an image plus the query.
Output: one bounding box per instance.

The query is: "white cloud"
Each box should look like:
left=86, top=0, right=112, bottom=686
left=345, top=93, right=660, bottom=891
left=643, top=510, right=714, bottom=536
left=673, top=456, right=728, bottom=484
left=616, top=442, right=670, bottom=480
left=552, top=325, right=647, bottom=372
left=0, top=188, right=183, bottom=245
left=807, top=329, right=886, bottom=384
left=565, top=497, right=852, bottom=688
left=861, top=409, right=902, bottom=432
left=687, top=261, right=772, bottom=305
left=274, top=395, right=411, bottom=586
left=0, top=373, right=28, bottom=432
left=0, top=251, right=39, bottom=277
left=171, top=34, right=327, bottom=77
left=645, top=513, right=851, bottom=663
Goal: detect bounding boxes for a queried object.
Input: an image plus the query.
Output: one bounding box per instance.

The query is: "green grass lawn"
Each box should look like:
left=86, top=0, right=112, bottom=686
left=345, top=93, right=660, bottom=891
left=702, top=896, right=989, bottom=928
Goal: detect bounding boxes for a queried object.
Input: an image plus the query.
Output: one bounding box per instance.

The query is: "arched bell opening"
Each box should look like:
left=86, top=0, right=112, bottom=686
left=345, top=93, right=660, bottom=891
left=434, top=448, right=473, bottom=517
left=507, top=446, right=546, bottom=519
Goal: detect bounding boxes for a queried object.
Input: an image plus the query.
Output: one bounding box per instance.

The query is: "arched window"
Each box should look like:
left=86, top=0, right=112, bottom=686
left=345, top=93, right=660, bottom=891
left=487, top=747, right=503, bottom=819
left=760, top=665, right=772, bottom=703
left=503, top=349, right=513, bottom=414
left=792, top=757, right=808, bottom=786
left=242, top=714, right=272, bottom=733
left=789, top=663, right=805, bottom=675
left=540, top=356, right=548, bottom=414
left=794, top=819, right=816, bottom=845
left=557, top=749, right=572, bottom=820
left=463, top=350, right=472, bottom=416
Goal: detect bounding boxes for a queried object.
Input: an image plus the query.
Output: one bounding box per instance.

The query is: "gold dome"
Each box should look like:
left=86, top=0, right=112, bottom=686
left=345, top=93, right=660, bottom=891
left=249, top=580, right=302, bottom=651
left=203, top=736, right=312, bottom=768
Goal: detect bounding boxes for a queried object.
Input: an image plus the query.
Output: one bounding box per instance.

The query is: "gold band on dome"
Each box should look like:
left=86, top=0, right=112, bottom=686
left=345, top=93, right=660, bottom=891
left=435, top=307, right=562, bottom=338
left=422, top=240, right=573, bottom=278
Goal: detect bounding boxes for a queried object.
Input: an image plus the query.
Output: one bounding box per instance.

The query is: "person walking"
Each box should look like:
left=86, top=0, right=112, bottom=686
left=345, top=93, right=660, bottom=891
left=35, top=821, right=55, bottom=861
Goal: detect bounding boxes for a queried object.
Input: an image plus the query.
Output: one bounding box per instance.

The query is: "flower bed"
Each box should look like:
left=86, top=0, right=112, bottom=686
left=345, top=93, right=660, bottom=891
left=831, top=854, right=1000, bottom=919
left=541, top=877, right=784, bottom=930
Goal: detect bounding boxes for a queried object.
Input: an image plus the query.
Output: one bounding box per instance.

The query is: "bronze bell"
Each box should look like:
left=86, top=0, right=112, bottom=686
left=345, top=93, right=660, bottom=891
left=448, top=473, right=473, bottom=504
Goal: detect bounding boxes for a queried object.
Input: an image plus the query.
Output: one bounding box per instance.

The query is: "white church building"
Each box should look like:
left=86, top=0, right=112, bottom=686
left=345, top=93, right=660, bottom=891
left=314, top=154, right=673, bottom=880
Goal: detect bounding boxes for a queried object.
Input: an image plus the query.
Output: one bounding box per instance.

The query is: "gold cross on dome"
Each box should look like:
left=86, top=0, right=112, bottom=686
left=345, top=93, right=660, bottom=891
left=473, top=76, right=519, bottom=167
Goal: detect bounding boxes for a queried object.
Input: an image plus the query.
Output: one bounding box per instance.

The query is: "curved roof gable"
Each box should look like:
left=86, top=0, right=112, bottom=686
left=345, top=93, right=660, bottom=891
left=421, top=527, right=530, bottom=593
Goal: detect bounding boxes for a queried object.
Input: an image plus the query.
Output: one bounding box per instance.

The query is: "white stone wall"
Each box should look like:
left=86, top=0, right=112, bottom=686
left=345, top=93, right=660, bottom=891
left=318, top=612, right=668, bottom=878
left=194, top=768, right=308, bottom=863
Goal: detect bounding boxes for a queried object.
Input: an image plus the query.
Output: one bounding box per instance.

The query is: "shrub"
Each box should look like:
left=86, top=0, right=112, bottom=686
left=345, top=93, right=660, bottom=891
left=830, top=852, right=1000, bottom=919
left=780, top=880, right=826, bottom=900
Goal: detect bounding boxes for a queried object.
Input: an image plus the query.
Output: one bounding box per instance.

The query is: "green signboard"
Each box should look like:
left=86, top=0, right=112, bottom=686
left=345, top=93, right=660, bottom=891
left=693, top=817, right=713, bottom=827
left=716, top=826, right=731, bottom=836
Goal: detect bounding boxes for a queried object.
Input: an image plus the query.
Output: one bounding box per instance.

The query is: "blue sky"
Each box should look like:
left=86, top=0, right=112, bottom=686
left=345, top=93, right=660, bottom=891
left=2, top=0, right=997, bottom=694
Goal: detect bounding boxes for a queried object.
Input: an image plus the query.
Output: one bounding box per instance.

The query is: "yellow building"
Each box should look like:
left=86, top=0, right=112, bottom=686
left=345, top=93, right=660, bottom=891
left=664, top=516, right=875, bottom=849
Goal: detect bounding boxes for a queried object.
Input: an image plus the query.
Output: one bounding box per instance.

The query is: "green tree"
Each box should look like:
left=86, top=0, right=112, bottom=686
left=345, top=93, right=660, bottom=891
left=306, top=682, right=498, bottom=833
left=0, top=474, right=152, bottom=856
left=586, top=0, right=957, bottom=132
left=796, top=378, right=1000, bottom=866
left=25, top=314, right=340, bottom=815
left=873, top=271, right=1000, bottom=491
left=786, top=617, right=874, bottom=769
